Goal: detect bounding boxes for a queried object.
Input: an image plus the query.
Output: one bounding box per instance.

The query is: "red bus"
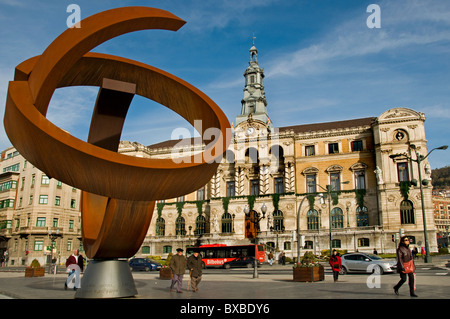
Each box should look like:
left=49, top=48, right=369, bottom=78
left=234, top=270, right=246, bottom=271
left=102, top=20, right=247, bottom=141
left=186, top=244, right=265, bottom=268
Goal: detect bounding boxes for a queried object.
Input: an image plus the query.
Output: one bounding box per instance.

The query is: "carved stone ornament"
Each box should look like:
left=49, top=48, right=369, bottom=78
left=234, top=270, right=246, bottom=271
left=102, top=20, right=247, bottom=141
left=302, top=167, right=319, bottom=175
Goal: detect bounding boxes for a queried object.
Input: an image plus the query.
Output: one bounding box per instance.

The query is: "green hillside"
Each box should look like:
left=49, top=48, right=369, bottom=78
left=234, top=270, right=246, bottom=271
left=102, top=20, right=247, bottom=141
left=431, top=166, right=450, bottom=189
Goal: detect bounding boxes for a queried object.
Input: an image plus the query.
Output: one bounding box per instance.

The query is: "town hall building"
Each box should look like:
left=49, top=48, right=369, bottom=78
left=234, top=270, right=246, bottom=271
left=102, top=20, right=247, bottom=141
left=0, top=42, right=437, bottom=266
left=120, top=43, right=437, bottom=259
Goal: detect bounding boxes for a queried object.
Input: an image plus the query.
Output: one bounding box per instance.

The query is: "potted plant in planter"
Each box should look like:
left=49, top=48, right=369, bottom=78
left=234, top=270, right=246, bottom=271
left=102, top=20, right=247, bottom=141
left=293, top=252, right=324, bottom=282
left=25, top=259, right=45, bottom=277
left=159, top=253, right=172, bottom=280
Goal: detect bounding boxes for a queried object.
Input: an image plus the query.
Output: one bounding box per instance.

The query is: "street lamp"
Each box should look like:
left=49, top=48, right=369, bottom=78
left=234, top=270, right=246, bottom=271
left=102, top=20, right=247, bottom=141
left=48, top=229, right=61, bottom=274
left=446, top=225, right=450, bottom=249
left=244, top=203, right=267, bottom=278
left=269, top=225, right=285, bottom=252
left=188, top=225, right=192, bottom=247
left=390, top=144, right=448, bottom=263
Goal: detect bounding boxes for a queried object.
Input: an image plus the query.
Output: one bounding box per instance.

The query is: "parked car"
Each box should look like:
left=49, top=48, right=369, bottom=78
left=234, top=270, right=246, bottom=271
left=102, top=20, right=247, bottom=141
left=340, top=253, right=396, bottom=275
left=129, top=258, right=162, bottom=272
left=223, top=256, right=260, bottom=269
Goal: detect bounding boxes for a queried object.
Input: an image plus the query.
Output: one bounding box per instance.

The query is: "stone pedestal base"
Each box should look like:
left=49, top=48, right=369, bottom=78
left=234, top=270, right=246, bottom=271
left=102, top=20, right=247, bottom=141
left=75, top=259, right=137, bottom=298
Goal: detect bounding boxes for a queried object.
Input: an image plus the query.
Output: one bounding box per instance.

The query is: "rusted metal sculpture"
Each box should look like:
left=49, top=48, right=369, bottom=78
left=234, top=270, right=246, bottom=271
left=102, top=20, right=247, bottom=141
left=4, top=7, right=230, bottom=297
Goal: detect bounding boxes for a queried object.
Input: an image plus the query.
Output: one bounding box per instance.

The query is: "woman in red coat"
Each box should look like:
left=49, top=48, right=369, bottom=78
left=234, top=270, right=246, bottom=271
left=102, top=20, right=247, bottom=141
left=329, top=250, right=342, bottom=282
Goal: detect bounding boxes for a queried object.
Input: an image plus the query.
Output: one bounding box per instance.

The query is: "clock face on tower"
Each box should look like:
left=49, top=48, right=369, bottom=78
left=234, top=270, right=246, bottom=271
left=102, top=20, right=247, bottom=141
left=246, top=126, right=255, bottom=136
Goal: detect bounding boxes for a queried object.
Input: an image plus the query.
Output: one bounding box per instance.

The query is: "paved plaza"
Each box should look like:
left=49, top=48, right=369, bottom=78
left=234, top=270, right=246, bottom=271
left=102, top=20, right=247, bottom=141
left=0, top=257, right=448, bottom=301
left=0, top=259, right=448, bottom=318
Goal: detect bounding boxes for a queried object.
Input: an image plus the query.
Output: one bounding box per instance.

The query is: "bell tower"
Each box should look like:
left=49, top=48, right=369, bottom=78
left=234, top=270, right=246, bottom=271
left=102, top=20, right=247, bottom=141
left=235, top=37, right=272, bottom=131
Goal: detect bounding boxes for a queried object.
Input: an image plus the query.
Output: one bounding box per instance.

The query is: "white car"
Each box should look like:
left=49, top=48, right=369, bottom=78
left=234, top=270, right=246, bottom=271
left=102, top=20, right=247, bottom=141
left=340, top=253, right=397, bottom=275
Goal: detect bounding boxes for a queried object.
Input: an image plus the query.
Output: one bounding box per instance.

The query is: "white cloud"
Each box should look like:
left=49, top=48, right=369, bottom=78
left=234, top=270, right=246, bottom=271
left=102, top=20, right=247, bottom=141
left=418, top=104, right=450, bottom=119
left=46, top=86, right=98, bottom=140
left=182, top=0, right=280, bottom=31
left=208, top=77, right=242, bottom=90
left=266, top=0, right=450, bottom=78
left=0, top=0, right=25, bottom=7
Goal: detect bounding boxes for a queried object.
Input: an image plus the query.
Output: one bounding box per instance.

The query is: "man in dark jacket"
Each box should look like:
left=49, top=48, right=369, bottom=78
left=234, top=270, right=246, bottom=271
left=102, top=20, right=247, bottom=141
left=170, top=248, right=187, bottom=293
left=187, top=251, right=203, bottom=292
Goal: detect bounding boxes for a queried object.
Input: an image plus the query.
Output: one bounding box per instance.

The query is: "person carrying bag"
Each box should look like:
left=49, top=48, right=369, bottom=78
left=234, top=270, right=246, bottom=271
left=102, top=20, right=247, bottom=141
left=393, top=236, right=417, bottom=297
left=329, top=250, right=342, bottom=282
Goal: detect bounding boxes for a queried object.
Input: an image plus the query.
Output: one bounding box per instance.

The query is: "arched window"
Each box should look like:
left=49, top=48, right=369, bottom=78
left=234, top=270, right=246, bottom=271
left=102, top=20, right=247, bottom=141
left=245, top=147, right=260, bottom=176
left=156, top=217, right=165, bottom=236
left=270, top=145, right=285, bottom=173
left=225, top=150, right=235, bottom=164
left=331, top=207, right=344, bottom=229
left=272, top=210, right=284, bottom=231
left=195, top=215, right=206, bottom=235
left=356, top=206, right=369, bottom=227
left=245, top=148, right=259, bottom=164
left=221, top=212, right=233, bottom=233
left=175, top=216, right=186, bottom=236
left=400, top=200, right=415, bottom=224
left=307, top=209, right=319, bottom=230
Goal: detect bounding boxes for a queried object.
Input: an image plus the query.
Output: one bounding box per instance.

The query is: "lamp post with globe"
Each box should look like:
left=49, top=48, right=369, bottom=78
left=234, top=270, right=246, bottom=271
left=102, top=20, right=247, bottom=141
left=244, top=203, right=267, bottom=278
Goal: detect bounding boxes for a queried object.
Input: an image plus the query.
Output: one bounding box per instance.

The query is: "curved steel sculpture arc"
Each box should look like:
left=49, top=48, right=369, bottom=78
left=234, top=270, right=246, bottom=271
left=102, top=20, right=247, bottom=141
left=4, top=5, right=230, bottom=293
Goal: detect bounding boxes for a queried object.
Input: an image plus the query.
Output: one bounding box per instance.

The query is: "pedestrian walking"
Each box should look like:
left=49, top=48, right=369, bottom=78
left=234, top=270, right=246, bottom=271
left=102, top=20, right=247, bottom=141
left=393, top=236, right=418, bottom=297
left=268, top=252, right=274, bottom=266
left=412, top=247, right=418, bottom=260
left=78, top=252, right=85, bottom=272
left=187, top=251, right=203, bottom=292
left=279, top=251, right=286, bottom=265
left=65, top=249, right=81, bottom=290
left=329, top=250, right=342, bottom=282
left=170, top=248, right=187, bottom=293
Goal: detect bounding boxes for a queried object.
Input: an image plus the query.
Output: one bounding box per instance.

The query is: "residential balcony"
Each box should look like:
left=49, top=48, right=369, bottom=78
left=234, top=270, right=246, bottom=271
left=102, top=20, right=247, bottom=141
left=0, top=227, right=11, bottom=237
left=13, top=226, right=67, bottom=237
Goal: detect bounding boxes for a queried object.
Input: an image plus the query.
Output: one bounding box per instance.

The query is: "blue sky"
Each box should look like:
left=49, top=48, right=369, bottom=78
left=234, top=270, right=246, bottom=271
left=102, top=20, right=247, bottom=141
left=0, top=0, right=449, bottom=168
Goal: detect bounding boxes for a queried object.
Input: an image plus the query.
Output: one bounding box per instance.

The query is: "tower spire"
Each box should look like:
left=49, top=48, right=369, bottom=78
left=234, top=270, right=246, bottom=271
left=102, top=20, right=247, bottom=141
left=235, top=36, right=272, bottom=130
left=249, top=33, right=258, bottom=63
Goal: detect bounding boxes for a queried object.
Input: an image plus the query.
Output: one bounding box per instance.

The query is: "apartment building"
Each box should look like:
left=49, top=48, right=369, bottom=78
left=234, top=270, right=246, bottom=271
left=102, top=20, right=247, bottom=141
left=0, top=147, right=81, bottom=266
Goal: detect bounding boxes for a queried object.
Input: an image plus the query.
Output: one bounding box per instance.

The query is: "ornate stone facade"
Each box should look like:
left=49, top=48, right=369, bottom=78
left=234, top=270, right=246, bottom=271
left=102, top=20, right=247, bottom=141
left=121, top=45, right=437, bottom=259
left=0, top=44, right=438, bottom=265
